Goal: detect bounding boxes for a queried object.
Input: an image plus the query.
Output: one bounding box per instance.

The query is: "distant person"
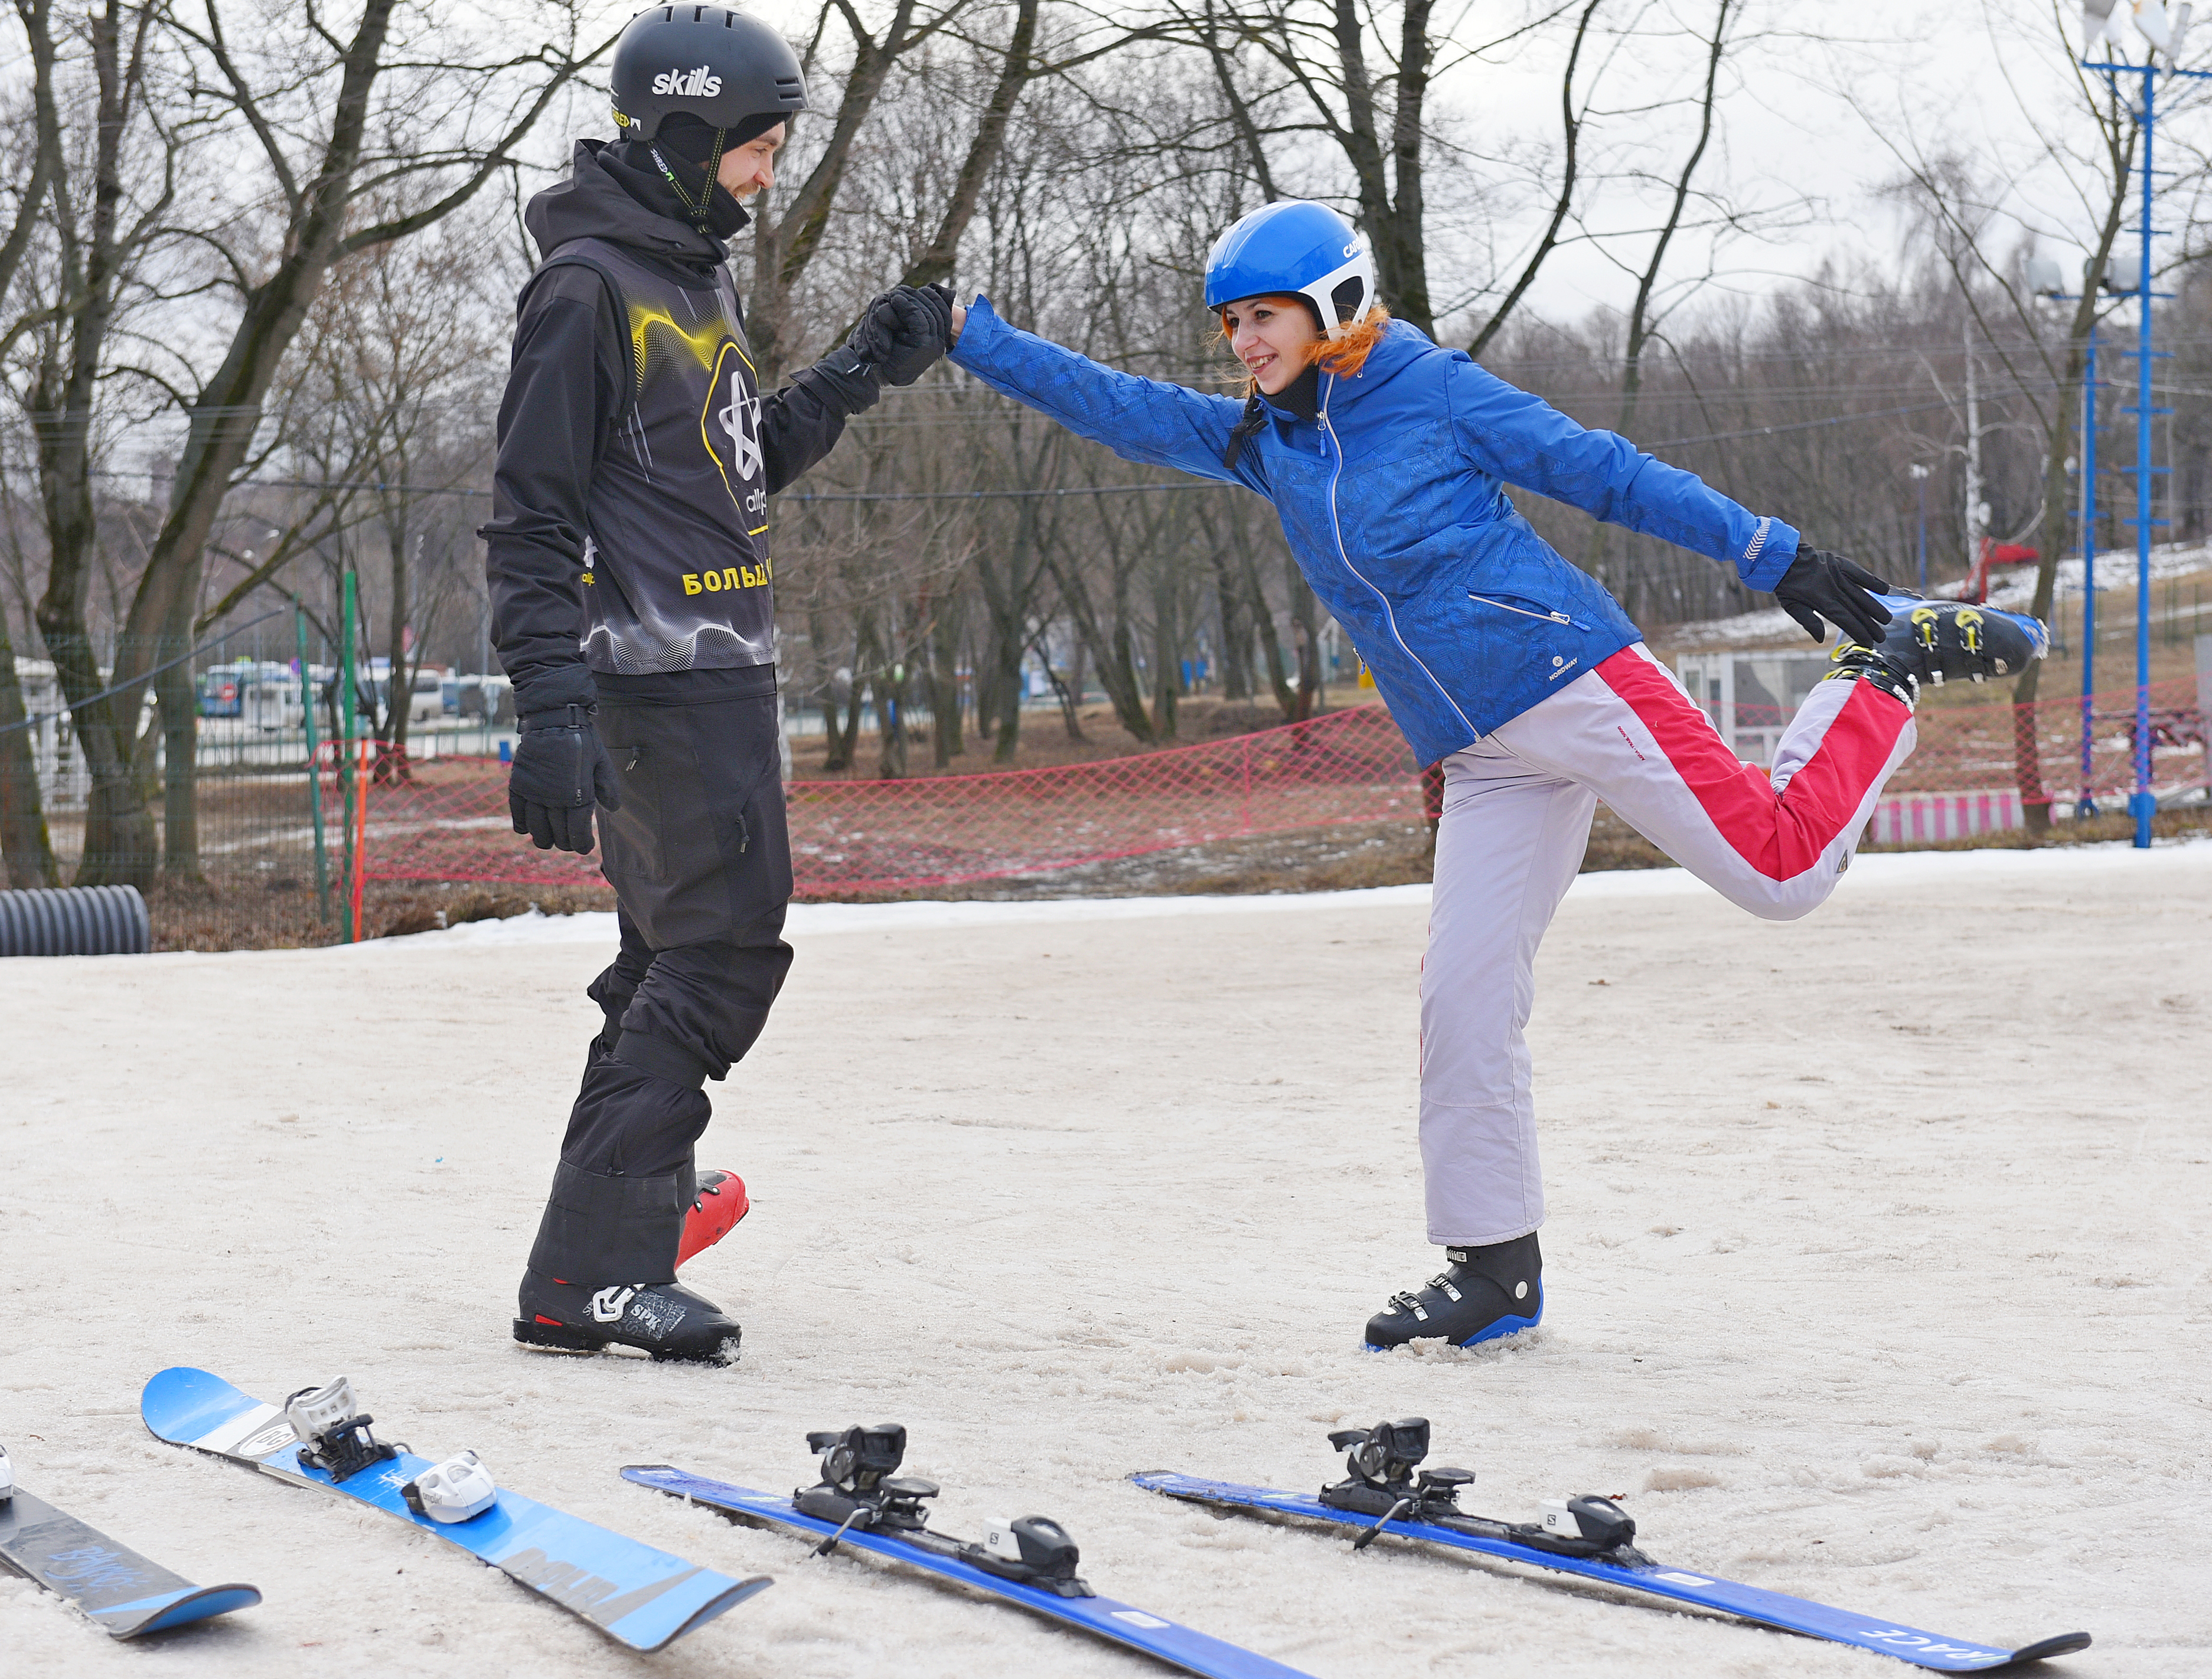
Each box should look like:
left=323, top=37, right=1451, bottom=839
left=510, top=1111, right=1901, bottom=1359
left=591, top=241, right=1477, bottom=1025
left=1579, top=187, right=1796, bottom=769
left=944, top=200, right=2045, bottom=1351
left=482, top=5, right=952, bottom=1364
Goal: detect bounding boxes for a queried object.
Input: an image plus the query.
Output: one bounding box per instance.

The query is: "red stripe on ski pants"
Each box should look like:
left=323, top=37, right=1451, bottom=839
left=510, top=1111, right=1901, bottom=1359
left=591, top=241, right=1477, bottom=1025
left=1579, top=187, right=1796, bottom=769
left=1418, top=644, right=1913, bottom=1245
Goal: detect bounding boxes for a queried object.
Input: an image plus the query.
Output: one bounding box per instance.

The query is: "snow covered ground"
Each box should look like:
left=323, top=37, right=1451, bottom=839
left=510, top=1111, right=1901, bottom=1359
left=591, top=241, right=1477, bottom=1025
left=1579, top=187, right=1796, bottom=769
left=4, top=845, right=2208, bottom=1677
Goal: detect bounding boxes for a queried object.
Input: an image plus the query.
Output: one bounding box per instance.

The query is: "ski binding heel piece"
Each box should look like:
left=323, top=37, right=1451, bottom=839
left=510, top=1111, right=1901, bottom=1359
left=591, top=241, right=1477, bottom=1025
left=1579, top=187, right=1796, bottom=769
left=1538, top=1496, right=1634, bottom=1551
left=401, top=1451, right=497, bottom=1524
left=283, top=1377, right=399, bottom=1483
left=967, top=1514, right=1092, bottom=1598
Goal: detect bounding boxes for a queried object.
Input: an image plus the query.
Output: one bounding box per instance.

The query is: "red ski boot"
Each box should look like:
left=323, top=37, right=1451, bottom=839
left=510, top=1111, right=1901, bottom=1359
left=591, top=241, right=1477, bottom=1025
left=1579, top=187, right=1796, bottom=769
left=676, top=1169, right=750, bottom=1270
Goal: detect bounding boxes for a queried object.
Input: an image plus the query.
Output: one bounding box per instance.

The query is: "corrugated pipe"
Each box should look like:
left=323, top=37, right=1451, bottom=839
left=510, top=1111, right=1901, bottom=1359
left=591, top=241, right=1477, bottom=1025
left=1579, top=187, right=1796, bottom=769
left=0, top=885, right=151, bottom=957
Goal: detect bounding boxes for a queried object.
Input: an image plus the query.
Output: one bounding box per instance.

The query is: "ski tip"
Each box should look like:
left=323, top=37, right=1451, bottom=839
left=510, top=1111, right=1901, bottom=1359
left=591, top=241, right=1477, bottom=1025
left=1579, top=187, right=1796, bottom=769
left=615, top=1573, right=774, bottom=1652
left=2003, top=1632, right=2092, bottom=1666
left=116, top=1583, right=264, bottom=1638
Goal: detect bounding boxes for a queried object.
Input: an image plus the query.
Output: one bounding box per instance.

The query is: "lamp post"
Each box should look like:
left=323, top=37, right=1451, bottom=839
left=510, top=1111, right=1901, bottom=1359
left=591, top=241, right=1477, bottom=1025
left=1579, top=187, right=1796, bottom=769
left=2081, top=32, right=2211, bottom=846
left=1908, top=463, right=1932, bottom=594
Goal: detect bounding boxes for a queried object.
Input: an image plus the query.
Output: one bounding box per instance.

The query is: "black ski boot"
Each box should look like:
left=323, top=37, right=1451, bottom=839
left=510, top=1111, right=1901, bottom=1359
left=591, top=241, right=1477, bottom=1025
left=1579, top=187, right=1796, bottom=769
left=514, top=1271, right=741, bottom=1364
left=514, top=1160, right=740, bottom=1364
left=1364, top=1232, right=1542, bottom=1350
left=1827, top=596, right=2048, bottom=704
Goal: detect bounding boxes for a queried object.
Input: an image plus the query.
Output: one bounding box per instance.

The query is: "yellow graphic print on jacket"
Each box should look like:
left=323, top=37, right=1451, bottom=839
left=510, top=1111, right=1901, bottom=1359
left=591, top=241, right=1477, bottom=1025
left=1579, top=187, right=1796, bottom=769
left=534, top=236, right=776, bottom=676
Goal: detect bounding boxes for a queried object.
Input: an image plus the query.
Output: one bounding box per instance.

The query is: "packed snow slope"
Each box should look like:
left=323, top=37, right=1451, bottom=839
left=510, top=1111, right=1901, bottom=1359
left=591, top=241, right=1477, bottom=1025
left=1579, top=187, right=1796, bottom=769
left=2, top=846, right=2207, bottom=1678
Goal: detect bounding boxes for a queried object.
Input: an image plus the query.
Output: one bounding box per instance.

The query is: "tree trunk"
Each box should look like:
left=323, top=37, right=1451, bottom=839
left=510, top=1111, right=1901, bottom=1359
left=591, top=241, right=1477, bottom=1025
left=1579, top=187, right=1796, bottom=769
left=1287, top=553, right=1322, bottom=721
left=1470, top=0, right=1600, bottom=358
left=1150, top=570, right=1179, bottom=740
left=1244, top=546, right=1296, bottom=717
left=928, top=597, right=964, bottom=765
left=1049, top=550, right=1152, bottom=741
left=875, top=672, right=908, bottom=778
left=1204, top=511, right=1254, bottom=700
left=1059, top=634, right=1087, bottom=740
left=97, top=0, right=587, bottom=875
left=749, top=0, right=925, bottom=382
left=384, top=509, right=413, bottom=783
left=898, top=0, right=1039, bottom=290
left=157, top=649, right=198, bottom=879
left=0, top=615, right=60, bottom=887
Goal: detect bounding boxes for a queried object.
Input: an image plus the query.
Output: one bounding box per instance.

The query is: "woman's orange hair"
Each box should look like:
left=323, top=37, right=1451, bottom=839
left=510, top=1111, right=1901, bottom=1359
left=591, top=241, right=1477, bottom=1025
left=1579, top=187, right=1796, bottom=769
left=1220, top=299, right=1393, bottom=395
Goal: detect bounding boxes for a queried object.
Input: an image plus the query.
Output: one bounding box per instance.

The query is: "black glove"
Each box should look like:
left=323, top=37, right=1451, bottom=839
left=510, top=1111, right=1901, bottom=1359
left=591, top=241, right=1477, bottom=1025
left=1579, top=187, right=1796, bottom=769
left=509, top=704, right=621, bottom=855
left=846, top=283, right=954, bottom=386
left=1772, top=545, right=1895, bottom=648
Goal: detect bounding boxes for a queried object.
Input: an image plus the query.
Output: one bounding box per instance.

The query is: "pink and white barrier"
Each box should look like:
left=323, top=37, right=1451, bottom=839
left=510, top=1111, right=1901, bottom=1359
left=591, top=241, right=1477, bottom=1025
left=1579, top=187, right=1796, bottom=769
left=1867, top=789, right=2024, bottom=845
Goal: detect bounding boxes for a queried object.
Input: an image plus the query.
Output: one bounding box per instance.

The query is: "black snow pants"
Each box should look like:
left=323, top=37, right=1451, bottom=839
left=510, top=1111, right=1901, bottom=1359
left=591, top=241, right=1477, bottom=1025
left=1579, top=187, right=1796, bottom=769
left=525, top=671, right=794, bottom=1287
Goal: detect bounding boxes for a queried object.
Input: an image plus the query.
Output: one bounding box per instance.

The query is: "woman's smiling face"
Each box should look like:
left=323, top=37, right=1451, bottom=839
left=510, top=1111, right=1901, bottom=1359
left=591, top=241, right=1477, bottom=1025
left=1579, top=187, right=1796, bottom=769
left=1221, top=296, right=1319, bottom=396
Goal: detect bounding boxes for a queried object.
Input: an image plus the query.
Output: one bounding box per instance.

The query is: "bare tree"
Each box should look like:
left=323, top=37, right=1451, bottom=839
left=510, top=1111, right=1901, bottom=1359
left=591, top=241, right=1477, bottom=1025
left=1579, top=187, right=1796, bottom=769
left=61, top=0, right=611, bottom=884
left=0, top=0, right=63, bottom=887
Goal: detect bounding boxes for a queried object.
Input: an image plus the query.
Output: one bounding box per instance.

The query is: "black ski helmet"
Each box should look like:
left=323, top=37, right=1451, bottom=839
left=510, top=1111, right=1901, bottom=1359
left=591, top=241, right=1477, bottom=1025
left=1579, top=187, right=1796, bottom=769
left=609, top=6, right=808, bottom=142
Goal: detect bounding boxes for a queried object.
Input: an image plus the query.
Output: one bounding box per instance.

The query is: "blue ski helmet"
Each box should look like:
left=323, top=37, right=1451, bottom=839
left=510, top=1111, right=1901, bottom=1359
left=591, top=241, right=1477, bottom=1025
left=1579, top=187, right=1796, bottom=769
left=1203, top=201, right=1376, bottom=339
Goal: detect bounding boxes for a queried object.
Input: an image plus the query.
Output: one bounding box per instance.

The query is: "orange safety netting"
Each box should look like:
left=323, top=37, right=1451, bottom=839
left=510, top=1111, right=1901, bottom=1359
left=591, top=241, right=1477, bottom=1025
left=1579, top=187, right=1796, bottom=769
left=364, top=703, right=1426, bottom=894
left=353, top=679, right=2207, bottom=895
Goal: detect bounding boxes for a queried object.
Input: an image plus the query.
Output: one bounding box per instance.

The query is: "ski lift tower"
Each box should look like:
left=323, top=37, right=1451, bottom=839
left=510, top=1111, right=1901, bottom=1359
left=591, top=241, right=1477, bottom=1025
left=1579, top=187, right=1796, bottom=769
left=2082, top=0, right=2210, bottom=845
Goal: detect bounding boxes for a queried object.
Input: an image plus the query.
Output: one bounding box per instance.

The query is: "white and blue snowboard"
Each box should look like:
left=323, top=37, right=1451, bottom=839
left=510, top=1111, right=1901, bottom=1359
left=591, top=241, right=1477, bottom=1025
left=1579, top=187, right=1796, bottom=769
left=0, top=1479, right=259, bottom=1638
left=141, top=1367, right=768, bottom=1651
left=1134, top=1472, right=2089, bottom=1673
left=624, top=1463, right=1317, bottom=1679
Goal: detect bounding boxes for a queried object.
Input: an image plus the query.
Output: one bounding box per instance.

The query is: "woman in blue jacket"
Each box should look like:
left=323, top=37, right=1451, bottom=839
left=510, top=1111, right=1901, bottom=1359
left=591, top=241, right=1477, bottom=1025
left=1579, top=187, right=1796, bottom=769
left=947, top=200, right=2045, bottom=1351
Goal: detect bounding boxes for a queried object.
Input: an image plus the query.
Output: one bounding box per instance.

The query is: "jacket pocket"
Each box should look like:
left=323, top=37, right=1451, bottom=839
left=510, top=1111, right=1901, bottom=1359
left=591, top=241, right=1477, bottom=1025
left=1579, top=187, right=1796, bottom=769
left=1468, top=590, right=1591, bottom=631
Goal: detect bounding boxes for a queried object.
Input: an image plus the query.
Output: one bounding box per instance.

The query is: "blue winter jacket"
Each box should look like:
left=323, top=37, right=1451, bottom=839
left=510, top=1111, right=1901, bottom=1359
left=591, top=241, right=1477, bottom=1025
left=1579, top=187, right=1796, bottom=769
left=948, top=299, right=1798, bottom=765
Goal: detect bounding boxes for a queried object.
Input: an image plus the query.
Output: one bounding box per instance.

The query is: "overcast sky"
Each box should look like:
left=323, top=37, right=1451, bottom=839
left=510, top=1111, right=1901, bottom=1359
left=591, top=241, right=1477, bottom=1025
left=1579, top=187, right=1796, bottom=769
left=722, top=0, right=2204, bottom=329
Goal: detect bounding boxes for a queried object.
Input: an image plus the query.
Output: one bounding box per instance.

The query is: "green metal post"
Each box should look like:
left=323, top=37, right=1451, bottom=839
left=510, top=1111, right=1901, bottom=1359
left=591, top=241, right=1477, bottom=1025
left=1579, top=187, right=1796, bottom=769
left=296, top=605, right=329, bottom=923
left=339, top=570, right=358, bottom=942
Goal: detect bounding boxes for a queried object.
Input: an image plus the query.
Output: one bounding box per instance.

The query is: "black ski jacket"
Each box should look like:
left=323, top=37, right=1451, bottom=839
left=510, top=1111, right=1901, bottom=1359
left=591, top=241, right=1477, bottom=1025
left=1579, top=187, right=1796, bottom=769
left=482, top=140, right=877, bottom=716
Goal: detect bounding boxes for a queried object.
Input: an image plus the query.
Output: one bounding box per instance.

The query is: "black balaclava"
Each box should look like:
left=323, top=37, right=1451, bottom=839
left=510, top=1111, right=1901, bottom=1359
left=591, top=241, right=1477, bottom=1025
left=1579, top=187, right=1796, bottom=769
left=616, top=112, right=789, bottom=240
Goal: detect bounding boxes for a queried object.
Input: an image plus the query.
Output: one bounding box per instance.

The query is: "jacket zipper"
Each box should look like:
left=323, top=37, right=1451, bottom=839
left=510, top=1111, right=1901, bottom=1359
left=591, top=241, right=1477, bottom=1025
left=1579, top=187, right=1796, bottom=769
left=1319, top=387, right=1477, bottom=737
left=1468, top=590, right=1591, bottom=631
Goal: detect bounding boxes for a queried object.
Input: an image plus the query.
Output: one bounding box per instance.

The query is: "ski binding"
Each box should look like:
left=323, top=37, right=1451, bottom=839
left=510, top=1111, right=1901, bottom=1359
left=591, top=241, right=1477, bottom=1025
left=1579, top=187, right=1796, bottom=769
left=1135, top=1417, right=2091, bottom=1673
left=142, top=1365, right=767, bottom=1651
left=626, top=1424, right=1316, bottom=1678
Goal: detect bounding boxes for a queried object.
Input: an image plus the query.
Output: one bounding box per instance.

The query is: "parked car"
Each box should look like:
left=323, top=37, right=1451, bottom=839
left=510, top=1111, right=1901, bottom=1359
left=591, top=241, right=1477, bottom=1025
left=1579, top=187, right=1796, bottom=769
left=408, top=667, right=447, bottom=723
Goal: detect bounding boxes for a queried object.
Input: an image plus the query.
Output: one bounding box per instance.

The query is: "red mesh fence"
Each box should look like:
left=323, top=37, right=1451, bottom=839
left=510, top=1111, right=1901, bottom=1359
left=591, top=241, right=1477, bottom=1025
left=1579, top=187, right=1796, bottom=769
left=347, top=678, right=2207, bottom=896
left=363, top=703, right=1426, bottom=895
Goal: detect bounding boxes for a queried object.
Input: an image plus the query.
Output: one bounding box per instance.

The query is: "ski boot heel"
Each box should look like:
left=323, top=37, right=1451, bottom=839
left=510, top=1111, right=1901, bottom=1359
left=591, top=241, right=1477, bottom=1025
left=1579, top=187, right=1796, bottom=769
left=512, top=1316, right=606, bottom=1353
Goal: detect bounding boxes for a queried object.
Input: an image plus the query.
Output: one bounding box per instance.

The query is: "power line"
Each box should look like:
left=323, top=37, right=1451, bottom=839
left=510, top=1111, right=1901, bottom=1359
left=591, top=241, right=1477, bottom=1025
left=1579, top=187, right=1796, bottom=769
left=1, top=605, right=290, bottom=739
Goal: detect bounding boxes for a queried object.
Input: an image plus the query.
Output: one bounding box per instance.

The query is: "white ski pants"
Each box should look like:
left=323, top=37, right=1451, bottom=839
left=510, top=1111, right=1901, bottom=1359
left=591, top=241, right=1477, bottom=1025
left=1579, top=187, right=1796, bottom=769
left=1419, top=643, right=1915, bottom=1245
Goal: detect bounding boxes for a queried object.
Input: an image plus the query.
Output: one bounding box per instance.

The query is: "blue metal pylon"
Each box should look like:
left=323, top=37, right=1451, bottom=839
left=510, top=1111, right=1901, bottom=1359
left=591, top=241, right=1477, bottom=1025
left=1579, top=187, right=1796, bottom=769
left=2082, top=51, right=2211, bottom=845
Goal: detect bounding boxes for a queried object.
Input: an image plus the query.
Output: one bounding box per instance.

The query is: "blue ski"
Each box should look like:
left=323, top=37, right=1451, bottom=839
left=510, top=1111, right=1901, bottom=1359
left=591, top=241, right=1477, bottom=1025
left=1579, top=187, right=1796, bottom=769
left=141, top=1367, right=768, bottom=1652
left=0, top=1452, right=259, bottom=1639
left=624, top=1443, right=1316, bottom=1679
left=1136, top=1440, right=2087, bottom=1674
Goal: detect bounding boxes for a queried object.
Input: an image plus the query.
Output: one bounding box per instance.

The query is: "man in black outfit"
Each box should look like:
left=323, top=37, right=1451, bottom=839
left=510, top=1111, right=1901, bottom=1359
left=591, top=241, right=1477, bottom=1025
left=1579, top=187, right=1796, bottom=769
left=483, top=6, right=951, bottom=1364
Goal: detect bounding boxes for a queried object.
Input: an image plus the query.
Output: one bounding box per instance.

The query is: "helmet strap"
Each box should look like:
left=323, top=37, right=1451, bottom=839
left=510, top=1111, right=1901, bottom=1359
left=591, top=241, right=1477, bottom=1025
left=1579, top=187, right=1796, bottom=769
left=647, top=133, right=729, bottom=234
